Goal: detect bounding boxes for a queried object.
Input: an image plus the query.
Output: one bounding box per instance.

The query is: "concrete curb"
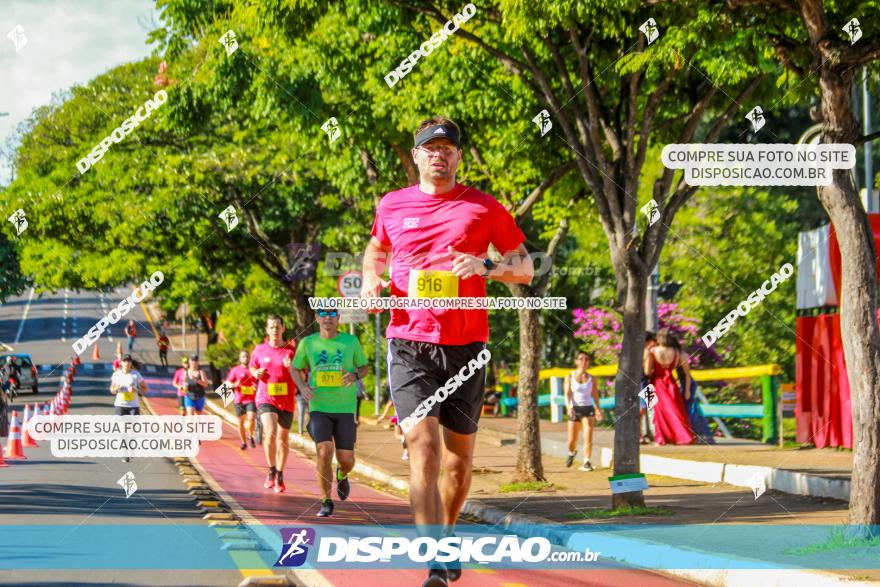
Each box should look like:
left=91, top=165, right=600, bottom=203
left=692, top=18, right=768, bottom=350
left=460, top=500, right=873, bottom=587
left=501, top=427, right=850, bottom=502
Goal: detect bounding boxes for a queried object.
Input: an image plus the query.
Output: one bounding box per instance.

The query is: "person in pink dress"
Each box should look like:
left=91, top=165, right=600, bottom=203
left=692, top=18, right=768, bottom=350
left=644, top=328, right=694, bottom=445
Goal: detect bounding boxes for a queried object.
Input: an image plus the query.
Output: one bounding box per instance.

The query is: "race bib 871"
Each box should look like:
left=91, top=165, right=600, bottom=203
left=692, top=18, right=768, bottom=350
left=315, top=370, right=343, bottom=388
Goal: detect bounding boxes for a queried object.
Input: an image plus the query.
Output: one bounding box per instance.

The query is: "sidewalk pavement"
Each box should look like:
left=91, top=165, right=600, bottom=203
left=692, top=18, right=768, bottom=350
left=472, top=415, right=854, bottom=501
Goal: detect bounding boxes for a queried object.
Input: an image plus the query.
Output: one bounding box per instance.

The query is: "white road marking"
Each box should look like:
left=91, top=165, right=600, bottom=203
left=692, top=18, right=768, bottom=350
left=13, top=288, right=35, bottom=344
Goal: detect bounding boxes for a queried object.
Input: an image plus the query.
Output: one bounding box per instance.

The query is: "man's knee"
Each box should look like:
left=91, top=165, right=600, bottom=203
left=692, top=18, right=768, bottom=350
left=336, top=450, right=355, bottom=470
left=316, top=442, right=334, bottom=460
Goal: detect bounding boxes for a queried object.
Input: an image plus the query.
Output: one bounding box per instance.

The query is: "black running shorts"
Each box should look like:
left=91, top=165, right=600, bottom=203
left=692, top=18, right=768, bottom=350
left=387, top=338, right=487, bottom=435
left=235, top=402, right=257, bottom=417
left=257, top=403, right=293, bottom=429
left=307, top=411, right=357, bottom=450
left=568, top=405, right=596, bottom=421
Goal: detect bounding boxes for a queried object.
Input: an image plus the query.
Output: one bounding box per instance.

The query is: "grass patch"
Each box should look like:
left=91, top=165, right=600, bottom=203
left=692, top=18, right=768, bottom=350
left=499, top=480, right=558, bottom=493
left=564, top=505, right=673, bottom=520
left=785, top=526, right=880, bottom=555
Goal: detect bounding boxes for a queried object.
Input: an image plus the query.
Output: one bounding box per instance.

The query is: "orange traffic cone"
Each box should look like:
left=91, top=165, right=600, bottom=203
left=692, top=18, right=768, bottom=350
left=22, top=404, right=39, bottom=448
left=0, top=441, right=8, bottom=467
left=5, top=411, right=27, bottom=460
left=92, top=344, right=100, bottom=361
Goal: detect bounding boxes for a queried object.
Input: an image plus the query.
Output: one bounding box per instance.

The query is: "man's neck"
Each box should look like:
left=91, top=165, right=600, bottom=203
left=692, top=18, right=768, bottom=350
left=319, top=328, right=338, bottom=339
left=268, top=338, right=283, bottom=348
left=419, top=178, right=457, bottom=195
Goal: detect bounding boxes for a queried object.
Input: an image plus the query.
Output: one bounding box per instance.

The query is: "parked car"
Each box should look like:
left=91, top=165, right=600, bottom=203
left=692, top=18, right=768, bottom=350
left=0, top=353, right=39, bottom=394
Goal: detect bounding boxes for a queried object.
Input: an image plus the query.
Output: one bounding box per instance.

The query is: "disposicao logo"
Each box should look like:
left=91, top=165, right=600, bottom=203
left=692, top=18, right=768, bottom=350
left=275, top=527, right=316, bottom=567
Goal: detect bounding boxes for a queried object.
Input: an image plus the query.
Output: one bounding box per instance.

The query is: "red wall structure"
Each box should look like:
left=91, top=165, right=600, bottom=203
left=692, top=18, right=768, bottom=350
left=796, top=213, right=880, bottom=448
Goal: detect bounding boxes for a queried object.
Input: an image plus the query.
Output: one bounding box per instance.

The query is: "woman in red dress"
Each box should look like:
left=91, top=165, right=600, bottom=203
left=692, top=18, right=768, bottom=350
left=644, top=329, right=694, bottom=445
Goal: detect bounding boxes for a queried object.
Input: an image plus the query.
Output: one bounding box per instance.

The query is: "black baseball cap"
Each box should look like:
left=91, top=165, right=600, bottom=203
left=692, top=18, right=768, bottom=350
left=414, top=123, right=461, bottom=149
left=122, top=354, right=132, bottom=362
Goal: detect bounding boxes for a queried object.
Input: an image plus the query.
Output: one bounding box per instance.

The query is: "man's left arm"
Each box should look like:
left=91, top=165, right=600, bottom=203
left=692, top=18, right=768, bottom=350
left=449, top=243, right=533, bottom=285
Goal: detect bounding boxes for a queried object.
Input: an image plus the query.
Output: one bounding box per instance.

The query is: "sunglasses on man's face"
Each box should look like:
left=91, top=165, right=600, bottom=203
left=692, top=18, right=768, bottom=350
left=318, top=310, right=339, bottom=318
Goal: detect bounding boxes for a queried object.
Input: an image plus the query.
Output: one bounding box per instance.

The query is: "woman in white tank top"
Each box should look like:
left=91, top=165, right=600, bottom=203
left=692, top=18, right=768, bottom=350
left=563, top=351, right=603, bottom=471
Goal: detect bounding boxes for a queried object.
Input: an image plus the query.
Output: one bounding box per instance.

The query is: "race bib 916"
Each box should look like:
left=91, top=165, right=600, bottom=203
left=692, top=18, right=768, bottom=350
left=409, top=269, right=458, bottom=298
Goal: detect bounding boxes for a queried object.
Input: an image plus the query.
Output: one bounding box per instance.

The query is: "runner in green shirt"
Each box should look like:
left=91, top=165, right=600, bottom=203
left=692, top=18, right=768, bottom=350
left=292, top=308, right=369, bottom=517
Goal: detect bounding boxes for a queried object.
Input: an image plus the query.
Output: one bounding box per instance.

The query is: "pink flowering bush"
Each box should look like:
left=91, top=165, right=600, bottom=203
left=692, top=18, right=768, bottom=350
left=572, top=302, right=724, bottom=369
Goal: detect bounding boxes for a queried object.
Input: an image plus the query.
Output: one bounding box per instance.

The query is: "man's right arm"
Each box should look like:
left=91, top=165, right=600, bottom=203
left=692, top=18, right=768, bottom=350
left=361, top=237, right=391, bottom=301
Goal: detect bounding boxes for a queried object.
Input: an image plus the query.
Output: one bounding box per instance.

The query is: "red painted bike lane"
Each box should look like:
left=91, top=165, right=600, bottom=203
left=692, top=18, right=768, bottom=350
left=145, top=387, right=692, bottom=587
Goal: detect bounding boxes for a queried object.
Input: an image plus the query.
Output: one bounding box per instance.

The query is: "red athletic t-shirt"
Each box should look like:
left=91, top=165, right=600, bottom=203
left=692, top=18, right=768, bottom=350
left=249, top=340, right=297, bottom=412
left=226, top=365, right=257, bottom=405
left=371, top=183, right=526, bottom=345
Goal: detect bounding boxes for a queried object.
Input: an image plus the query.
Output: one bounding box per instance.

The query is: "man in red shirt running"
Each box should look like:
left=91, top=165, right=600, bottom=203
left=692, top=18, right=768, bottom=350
left=249, top=315, right=305, bottom=493
left=157, top=333, right=170, bottom=368
left=362, top=116, right=533, bottom=587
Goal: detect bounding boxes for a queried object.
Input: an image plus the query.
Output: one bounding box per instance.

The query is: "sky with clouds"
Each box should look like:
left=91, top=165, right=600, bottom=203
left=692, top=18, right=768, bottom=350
left=0, top=0, right=157, bottom=184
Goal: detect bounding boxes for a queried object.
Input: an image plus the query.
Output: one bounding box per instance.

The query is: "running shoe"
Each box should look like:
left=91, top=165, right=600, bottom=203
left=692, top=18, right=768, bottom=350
left=336, top=467, right=351, bottom=501
left=121, top=457, right=130, bottom=463
left=446, top=544, right=462, bottom=581
left=422, top=568, right=449, bottom=587
left=579, top=460, right=594, bottom=472
left=274, top=473, right=286, bottom=493
left=240, top=442, right=247, bottom=450
left=264, top=469, right=276, bottom=490
left=249, top=436, right=256, bottom=448
left=402, top=449, right=409, bottom=461
left=317, top=499, right=334, bottom=517
left=565, top=451, right=576, bottom=468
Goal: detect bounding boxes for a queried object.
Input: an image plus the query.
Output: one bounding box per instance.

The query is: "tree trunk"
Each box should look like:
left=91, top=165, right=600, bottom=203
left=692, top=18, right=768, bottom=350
left=200, top=313, right=222, bottom=388
left=816, top=66, right=880, bottom=527
left=515, top=299, right=545, bottom=482
left=612, top=266, right=647, bottom=508
left=283, top=283, right=313, bottom=337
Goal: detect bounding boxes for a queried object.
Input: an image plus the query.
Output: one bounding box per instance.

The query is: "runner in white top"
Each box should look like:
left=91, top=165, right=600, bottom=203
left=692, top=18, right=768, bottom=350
left=109, top=354, right=148, bottom=463
left=563, top=351, right=602, bottom=471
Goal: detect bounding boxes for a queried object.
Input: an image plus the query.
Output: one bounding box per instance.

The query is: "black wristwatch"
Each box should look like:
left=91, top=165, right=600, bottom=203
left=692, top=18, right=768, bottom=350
left=482, top=258, right=496, bottom=278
